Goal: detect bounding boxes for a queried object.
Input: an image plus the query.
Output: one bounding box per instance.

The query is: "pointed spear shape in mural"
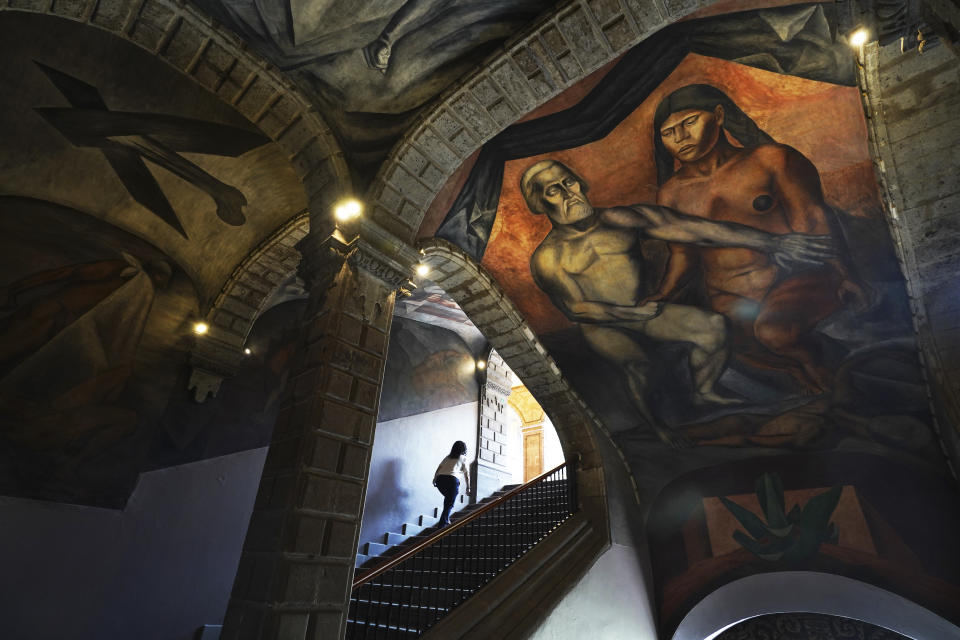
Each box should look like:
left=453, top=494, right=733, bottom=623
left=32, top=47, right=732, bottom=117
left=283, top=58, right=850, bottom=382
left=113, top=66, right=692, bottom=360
left=32, top=62, right=270, bottom=238
left=720, top=472, right=841, bottom=564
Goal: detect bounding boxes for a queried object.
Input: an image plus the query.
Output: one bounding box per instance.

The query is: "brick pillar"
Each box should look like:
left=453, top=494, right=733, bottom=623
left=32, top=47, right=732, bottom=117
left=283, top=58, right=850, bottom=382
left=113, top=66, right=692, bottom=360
left=474, top=350, right=514, bottom=501
left=222, top=218, right=419, bottom=640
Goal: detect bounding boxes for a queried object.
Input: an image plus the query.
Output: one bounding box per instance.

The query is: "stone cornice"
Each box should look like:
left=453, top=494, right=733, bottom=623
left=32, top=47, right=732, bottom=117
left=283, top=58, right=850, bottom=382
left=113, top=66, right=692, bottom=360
left=297, top=217, right=421, bottom=291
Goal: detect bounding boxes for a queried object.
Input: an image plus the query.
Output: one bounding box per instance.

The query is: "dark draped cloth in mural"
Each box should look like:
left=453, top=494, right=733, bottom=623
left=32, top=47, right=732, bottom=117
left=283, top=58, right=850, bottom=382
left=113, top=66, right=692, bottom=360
left=436, top=4, right=854, bottom=260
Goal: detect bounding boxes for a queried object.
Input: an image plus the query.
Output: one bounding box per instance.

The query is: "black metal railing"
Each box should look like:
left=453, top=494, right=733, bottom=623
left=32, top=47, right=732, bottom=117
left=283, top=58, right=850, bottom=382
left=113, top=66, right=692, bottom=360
left=347, top=461, right=577, bottom=639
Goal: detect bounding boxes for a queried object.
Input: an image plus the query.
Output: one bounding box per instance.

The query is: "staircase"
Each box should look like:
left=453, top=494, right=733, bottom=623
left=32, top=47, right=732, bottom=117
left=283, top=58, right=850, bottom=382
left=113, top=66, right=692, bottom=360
left=355, top=489, right=517, bottom=570
left=348, top=464, right=576, bottom=639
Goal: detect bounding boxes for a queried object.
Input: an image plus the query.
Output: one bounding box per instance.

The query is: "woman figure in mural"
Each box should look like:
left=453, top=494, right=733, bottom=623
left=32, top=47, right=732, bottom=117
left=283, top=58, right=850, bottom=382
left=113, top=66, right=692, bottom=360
left=433, top=440, right=470, bottom=527
left=649, top=84, right=870, bottom=394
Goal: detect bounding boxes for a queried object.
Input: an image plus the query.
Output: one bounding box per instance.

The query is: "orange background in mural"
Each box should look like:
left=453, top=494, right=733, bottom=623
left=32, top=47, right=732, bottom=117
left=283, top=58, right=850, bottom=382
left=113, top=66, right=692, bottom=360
left=478, top=53, right=882, bottom=335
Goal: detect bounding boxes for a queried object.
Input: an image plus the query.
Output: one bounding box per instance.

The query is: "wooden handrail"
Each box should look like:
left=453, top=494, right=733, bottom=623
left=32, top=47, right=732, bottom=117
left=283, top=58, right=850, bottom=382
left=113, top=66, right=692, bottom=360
left=352, top=461, right=570, bottom=589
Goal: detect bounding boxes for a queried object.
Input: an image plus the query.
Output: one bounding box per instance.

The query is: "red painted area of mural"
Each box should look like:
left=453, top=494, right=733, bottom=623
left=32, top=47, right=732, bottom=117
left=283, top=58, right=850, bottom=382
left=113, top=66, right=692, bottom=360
left=680, top=0, right=824, bottom=22
left=482, top=53, right=880, bottom=335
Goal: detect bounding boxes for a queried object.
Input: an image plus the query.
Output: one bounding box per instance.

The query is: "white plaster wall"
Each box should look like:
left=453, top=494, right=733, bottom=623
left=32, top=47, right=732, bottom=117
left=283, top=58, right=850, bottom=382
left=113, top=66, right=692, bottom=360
left=360, top=401, right=478, bottom=547
left=0, top=447, right=267, bottom=640
left=505, top=408, right=565, bottom=484
left=506, top=403, right=525, bottom=483
left=542, top=415, right=564, bottom=472
left=527, top=543, right=657, bottom=640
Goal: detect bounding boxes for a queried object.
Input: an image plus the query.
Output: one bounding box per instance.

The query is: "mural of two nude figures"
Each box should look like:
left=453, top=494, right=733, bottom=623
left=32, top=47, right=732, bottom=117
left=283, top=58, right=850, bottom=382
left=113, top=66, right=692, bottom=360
left=442, top=56, right=942, bottom=471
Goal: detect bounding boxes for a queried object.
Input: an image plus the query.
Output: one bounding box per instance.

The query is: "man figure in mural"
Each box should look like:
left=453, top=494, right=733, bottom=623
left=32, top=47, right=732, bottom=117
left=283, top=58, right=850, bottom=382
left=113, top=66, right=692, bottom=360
left=521, top=159, right=837, bottom=446
left=649, top=84, right=869, bottom=394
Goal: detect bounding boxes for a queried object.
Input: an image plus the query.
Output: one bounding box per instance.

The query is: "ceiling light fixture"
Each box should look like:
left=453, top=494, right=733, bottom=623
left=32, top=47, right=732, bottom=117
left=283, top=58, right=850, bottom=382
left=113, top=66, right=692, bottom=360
left=334, top=198, right=363, bottom=221
left=849, top=28, right=869, bottom=47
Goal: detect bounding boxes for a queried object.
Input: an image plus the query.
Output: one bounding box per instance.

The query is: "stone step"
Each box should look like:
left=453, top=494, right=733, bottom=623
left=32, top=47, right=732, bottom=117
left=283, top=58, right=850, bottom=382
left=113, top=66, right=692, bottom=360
left=383, top=531, right=406, bottom=546
left=361, top=541, right=389, bottom=557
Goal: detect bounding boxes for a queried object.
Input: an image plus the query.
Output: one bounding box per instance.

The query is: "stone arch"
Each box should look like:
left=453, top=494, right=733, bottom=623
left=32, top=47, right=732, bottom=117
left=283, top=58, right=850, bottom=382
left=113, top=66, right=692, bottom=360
left=364, top=0, right=720, bottom=240
left=672, top=571, right=960, bottom=640
left=187, top=212, right=313, bottom=401
left=207, top=212, right=308, bottom=343
left=418, top=236, right=613, bottom=523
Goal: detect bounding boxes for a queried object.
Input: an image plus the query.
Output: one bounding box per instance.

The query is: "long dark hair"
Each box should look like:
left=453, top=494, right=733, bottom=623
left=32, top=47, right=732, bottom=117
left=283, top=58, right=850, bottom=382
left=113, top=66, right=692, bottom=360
left=448, top=441, right=467, bottom=459
left=653, top=84, right=774, bottom=185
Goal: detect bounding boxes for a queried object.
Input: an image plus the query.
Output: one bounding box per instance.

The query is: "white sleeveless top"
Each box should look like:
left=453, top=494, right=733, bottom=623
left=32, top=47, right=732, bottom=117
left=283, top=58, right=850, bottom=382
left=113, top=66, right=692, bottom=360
left=434, top=455, right=468, bottom=479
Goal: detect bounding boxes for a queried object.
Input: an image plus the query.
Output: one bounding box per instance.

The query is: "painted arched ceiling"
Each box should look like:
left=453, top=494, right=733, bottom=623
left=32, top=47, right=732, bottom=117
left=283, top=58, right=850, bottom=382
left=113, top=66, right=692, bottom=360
left=1, top=1, right=957, bottom=636
left=192, top=0, right=565, bottom=184
left=0, top=13, right=308, bottom=308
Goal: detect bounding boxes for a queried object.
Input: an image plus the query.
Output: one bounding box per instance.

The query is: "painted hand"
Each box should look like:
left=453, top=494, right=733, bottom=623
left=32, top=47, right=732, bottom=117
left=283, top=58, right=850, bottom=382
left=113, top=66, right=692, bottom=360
left=362, top=37, right=392, bottom=73
left=632, top=300, right=662, bottom=319
left=772, top=233, right=838, bottom=271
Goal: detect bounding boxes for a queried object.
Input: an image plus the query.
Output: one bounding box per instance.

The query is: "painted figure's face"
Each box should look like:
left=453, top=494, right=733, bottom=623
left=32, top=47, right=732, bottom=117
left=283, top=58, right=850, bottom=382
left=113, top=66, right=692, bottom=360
left=659, top=106, right=724, bottom=163
left=534, top=165, right=593, bottom=225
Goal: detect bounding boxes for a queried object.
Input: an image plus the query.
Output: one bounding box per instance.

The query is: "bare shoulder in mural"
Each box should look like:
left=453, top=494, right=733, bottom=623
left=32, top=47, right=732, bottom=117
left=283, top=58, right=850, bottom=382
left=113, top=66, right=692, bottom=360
left=521, top=160, right=835, bottom=447
left=33, top=63, right=269, bottom=239
left=651, top=84, right=870, bottom=395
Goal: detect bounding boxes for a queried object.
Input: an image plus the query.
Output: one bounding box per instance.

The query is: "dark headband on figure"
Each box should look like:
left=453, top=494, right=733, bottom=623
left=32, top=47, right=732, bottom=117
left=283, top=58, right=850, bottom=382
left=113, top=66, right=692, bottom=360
left=653, top=84, right=774, bottom=185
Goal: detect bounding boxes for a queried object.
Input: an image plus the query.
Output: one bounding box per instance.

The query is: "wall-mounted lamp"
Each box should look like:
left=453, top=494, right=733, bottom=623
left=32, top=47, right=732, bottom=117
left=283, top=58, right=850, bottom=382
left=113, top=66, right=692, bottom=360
left=849, top=27, right=869, bottom=47
left=244, top=347, right=252, bottom=355
left=415, top=264, right=430, bottom=277
left=193, top=321, right=209, bottom=336
left=333, top=198, right=363, bottom=222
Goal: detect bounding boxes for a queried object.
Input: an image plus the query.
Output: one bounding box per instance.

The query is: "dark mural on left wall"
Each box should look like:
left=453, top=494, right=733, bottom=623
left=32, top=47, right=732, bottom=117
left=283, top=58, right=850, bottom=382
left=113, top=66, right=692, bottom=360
left=0, top=13, right=307, bottom=507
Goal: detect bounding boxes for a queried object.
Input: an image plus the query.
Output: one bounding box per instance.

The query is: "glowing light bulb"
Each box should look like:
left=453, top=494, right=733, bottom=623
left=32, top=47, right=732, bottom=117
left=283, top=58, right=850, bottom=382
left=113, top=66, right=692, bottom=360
left=244, top=347, right=252, bottom=355
left=477, top=360, right=486, bottom=370
left=849, top=29, right=868, bottom=47
left=416, top=264, right=430, bottom=277
left=193, top=322, right=209, bottom=335
left=334, top=198, right=363, bottom=221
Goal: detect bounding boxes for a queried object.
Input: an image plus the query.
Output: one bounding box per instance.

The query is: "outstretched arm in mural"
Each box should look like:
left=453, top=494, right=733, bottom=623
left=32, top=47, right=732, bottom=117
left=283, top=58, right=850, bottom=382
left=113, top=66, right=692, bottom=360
left=602, top=204, right=839, bottom=270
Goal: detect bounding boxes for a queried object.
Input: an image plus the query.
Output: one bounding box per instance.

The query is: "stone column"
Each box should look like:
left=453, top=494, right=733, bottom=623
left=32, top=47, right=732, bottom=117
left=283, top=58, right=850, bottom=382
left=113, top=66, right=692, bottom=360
left=858, top=39, right=960, bottom=477
left=222, top=217, right=419, bottom=640
left=474, top=350, right=514, bottom=502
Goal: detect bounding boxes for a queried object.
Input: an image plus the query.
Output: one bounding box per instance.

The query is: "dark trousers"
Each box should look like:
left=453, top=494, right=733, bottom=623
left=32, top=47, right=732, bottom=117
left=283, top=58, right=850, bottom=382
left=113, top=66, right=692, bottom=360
left=435, top=475, right=459, bottom=526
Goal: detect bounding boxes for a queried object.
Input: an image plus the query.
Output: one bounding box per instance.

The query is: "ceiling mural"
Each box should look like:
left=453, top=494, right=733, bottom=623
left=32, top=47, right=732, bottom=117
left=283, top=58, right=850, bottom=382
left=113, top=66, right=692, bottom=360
left=0, top=13, right=307, bottom=507
left=423, top=3, right=960, bottom=630
left=191, top=0, right=562, bottom=183
left=379, top=316, right=484, bottom=423
left=0, top=13, right=307, bottom=309
left=395, top=278, right=487, bottom=351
